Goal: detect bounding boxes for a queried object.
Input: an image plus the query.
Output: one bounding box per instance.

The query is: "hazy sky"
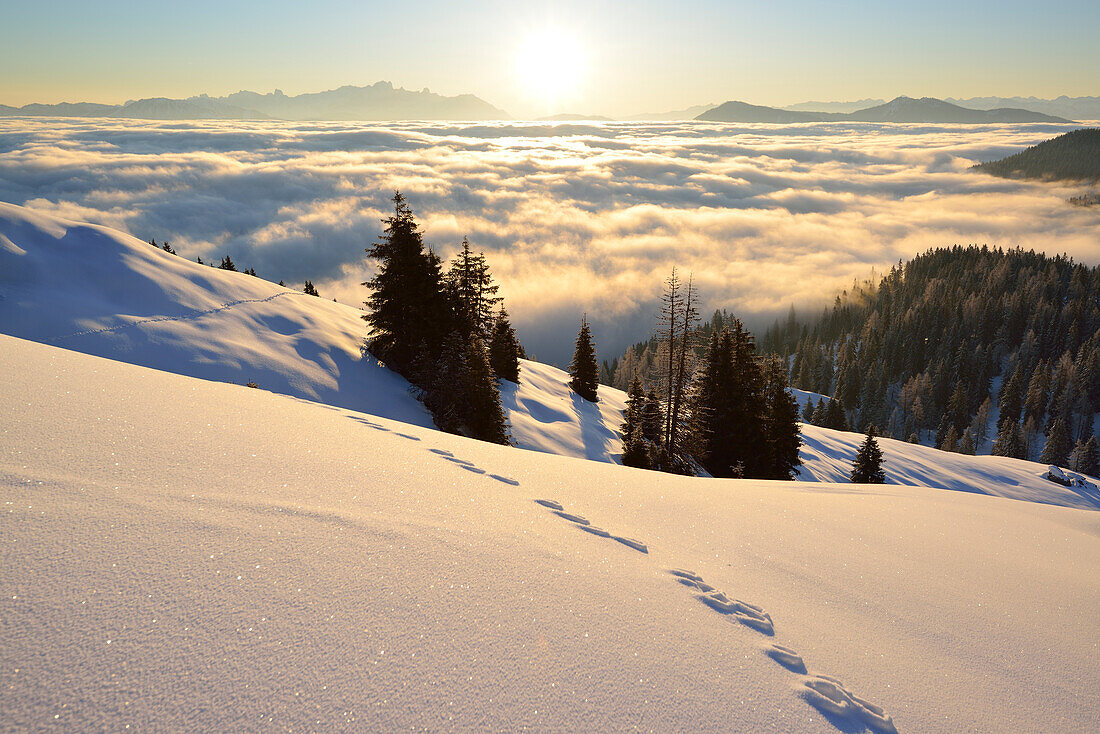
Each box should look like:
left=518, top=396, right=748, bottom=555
left=2, top=0, right=1098, bottom=116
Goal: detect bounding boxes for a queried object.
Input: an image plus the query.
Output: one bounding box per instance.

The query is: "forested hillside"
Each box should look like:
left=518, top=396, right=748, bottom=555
left=973, top=128, right=1100, bottom=182
left=760, top=246, right=1099, bottom=469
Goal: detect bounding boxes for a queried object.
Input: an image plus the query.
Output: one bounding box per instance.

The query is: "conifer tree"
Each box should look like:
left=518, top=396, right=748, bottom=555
left=569, top=315, right=599, bottom=402
left=621, top=374, right=646, bottom=440
left=850, top=428, right=886, bottom=484
left=996, top=366, right=1025, bottom=431
left=823, top=397, right=848, bottom=431
left=811, top=399, right=827, bottom=426
left=763, top=357, right=803, bottom=479
left=364, top=191, right=451, bottom=375
left=1072, top=434, right=1098, bottom=477
left=461, top=334, right=510, bottom=445
left=958, top=429, right=976, bottom=455
left=488, top=308, right=521, bottom=383
left=694, top=328, right=737, bottom=476
left=641, top=389, right=663, bottom=446
left=197, top=256, right=204, bottom=265
left=1040, top=418, right=1073, bottom=466
left=802, top=397, right=816, bottom=423
left=991, top=421, right=1026, bottom=459
left=940, top=424, right=960, bottom=452
left=219, top=255, right=237, bottom=271
left=278, top=280, right=285, bottom=287
left=621, top=427, right=652, bottom=469
left=162, top=241, right=176, bottom=254
left=303, top=280, right=319, bottom=296
left=620, top=374, right=651, bottom=469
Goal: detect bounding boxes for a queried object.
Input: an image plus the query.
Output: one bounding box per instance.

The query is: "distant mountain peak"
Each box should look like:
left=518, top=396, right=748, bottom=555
left=698, top=95, right=1072, bottom=124
left=0, top=81, right=510, bottom=121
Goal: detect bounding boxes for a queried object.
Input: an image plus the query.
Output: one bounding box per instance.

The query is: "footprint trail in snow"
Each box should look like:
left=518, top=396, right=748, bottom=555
left=536, top=499, right=648, bottom=554
left=532, top=498, right=897, bottom=732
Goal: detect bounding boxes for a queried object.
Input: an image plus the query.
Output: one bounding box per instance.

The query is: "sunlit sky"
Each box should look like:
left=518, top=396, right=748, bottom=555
left=2, top=0, right=1098, bottom=117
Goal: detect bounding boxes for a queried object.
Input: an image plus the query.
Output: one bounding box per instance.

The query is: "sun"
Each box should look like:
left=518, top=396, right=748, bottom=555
left=514, top=30, right=585, bottom=106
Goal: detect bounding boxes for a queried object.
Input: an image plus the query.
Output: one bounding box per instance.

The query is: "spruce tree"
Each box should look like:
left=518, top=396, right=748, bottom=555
left=1040, top=418, right=1073, bottom=466
left=488, top=308, right=521, bottom=383
left=641, top=389, right=663, bottom=446
left=364, top=191, right=451, bottom=376
left=621, top=427, right=652, bottom=469
left=823, top=398, right=848, bottom=431
left=303, top=280, right=319, bottom=297
left=850, top=428, right=886, bottom=484
left=811, top=398, right=827, bottom=426
left=218, top=255, right=237, bottom=271
left=763, top=357, right=803, bottom=479
left=991, top=421, right=1026, bottom=459
left=801, top=397, right=816, bottom=423
left=569, top=315, right=599, bottom=402
left=621, top=374, right=646, bottom=440
left=940, top=424, right=960, bottom=452
left=694, top=328, right=736, bottom=476
left=1072, top=434, right=1098, bottom=477
left=462, top=334, right=510, bottom=445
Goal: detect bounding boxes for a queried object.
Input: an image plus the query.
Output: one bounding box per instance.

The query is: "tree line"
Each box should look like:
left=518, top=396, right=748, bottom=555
left=149, top=238, right=327, bottom=298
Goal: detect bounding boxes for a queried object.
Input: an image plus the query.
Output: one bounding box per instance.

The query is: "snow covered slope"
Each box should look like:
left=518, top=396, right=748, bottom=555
left=3, top=333, right=1098, bottom=732
left=0, top=201, right=433, bottom=428
left=1, top=200, right=1093, bottom=510
left=0, top=201, right=624, bottom=462
left=798, top=424, right=1100, bottom=509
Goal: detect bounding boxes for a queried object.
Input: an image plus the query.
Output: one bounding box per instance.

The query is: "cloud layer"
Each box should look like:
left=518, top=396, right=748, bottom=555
left=1, top=117, right=1094, bottom=361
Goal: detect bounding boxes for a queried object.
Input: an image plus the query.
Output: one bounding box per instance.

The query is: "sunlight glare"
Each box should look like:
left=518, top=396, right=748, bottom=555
left=515, top=30, right=585, bottom=105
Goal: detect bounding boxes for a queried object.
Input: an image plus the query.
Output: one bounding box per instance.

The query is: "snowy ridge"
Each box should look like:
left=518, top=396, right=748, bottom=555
left=2, top=333, right=1098, bottom=731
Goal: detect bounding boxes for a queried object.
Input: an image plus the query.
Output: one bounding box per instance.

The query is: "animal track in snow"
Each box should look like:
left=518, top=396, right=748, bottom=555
left=802, top=675, right=897, bottom=733
left=668, top=570, right=774, bottom=635
left=553, top=510, right=590, bottom=525
left=665, top=568, right=897, bottom=730
left=535, top=501, right=649, bottom=554
left=427, top=449, right=518, bottom=485
left=765, top=644, right=806, bottom=673
left=612, top=536, right=648, bottom=554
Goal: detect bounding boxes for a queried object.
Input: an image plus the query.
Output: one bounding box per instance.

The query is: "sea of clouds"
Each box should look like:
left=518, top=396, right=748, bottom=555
left=0, top=117, right=1095, bottom=362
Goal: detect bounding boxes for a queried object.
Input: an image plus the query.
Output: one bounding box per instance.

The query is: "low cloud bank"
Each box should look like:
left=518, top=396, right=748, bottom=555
left=0, top=118, right=1093, bottom=362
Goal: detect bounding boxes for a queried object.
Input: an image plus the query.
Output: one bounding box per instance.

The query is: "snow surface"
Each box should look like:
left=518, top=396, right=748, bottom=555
left=3, top=333, right=1099, bottom=732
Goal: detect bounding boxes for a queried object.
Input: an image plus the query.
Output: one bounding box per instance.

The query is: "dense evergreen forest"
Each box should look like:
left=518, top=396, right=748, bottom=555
left=756, top=246, right=1100, bottom=469
left=606, top=246, right=1100, bottom=473
left=973, top=128, right=1100, bottom=182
